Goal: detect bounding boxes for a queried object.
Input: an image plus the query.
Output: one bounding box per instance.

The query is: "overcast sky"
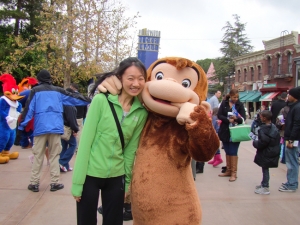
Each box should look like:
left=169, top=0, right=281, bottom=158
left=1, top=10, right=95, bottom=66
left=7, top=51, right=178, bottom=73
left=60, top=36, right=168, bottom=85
left=123, top=0, right=299, bottom=61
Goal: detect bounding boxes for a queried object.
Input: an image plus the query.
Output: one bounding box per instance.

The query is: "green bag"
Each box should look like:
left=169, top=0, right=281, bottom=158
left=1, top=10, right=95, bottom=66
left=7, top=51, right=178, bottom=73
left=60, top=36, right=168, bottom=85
left=229, top=124, right=251, bottom=142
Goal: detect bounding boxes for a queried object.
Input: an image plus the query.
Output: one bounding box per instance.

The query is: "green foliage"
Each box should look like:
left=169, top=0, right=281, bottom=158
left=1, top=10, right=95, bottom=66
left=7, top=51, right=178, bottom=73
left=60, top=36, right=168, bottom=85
left=0, top=0, right=139, bottom=88
left=196, top=58, right=213, bottom=73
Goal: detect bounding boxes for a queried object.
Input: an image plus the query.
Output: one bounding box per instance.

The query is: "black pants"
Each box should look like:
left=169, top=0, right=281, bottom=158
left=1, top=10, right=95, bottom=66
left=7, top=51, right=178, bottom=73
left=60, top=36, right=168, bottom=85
left=261, top=167, right=269, bottom=188
left=77, top=175, right=125, bottom=225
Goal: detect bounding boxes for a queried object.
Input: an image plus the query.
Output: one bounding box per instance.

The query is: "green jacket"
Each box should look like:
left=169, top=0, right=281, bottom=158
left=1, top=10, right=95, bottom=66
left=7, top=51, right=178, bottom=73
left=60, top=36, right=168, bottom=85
left=71, top=93, right=148, bottom=197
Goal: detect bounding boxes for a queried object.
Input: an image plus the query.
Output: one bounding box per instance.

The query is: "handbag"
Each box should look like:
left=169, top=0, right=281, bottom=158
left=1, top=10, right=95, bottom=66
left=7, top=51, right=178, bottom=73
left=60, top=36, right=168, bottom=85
left=61, top=125, right=72, bottom=141
left=229, top=124, right=251, bottom=142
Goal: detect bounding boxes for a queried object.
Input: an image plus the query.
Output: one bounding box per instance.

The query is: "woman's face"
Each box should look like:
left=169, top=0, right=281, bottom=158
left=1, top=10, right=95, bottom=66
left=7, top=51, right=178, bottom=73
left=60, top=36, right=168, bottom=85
left=230, top=93, right=239, bottom=103
left=120, top=65, right=145, bottom=97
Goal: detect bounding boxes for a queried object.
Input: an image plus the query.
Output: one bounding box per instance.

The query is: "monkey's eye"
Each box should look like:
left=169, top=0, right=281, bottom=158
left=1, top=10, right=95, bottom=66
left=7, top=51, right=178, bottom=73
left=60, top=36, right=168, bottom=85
left=182, top=79, right=191, bottom=88
left=11, top=88, right=16, bottom=94
left=155, top=72, right=164, bottom=80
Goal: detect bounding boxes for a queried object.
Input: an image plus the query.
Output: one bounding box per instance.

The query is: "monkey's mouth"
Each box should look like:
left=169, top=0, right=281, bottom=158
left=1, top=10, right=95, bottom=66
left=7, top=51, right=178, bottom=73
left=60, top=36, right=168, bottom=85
left=153, top=97, right=171, bottom=105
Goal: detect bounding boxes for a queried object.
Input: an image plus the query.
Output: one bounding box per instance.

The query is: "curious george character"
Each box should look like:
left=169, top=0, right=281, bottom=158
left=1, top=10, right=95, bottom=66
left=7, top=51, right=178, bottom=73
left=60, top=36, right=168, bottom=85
left=0, top=74, right=24, bottom=163
left=99, top=57, right=220, bottom=224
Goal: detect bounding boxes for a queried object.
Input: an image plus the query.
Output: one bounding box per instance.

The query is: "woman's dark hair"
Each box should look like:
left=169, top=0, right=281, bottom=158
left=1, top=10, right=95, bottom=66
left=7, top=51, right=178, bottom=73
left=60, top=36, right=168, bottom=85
left=225, top=89, right=239, bottom=101
left=89, top=57, right=147, bottom=98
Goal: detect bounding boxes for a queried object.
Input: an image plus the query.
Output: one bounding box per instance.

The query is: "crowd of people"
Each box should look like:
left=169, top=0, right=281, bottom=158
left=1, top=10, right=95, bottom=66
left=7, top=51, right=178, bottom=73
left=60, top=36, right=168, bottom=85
left=204, top=89, right=300, bottom=195
left=3, top=58, right=299, bottom=225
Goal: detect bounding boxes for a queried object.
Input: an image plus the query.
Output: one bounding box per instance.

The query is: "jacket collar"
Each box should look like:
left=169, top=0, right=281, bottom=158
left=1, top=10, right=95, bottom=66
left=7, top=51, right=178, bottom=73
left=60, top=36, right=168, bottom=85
left=107, top=94, right=144, bottom=112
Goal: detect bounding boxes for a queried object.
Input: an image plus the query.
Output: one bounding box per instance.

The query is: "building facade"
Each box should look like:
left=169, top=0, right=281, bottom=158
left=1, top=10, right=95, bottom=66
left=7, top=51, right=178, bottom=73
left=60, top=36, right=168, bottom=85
left=233, top=31, right=300, bottom=117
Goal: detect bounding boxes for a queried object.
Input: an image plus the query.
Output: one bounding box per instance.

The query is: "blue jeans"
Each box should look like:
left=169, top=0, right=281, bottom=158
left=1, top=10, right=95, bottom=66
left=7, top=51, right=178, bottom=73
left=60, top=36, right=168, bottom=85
left=223, top=142, right=240, bottom=156
left=20, top=130, right=33, bottom=147
left=284, top=145, right=299, bottom=190
left=59, top=135, right=77, bottom=170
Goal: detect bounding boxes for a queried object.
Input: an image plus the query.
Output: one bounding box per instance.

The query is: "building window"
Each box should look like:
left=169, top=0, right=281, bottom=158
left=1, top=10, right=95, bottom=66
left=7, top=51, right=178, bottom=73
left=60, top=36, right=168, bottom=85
left=277, top=54, right=281, bottom=74
left=238, top=70, right=241, bottom=82
left=251, top=67, right=254, bottom=81
left=258, top=66, right=262, bottom=80
left=268, top=56, right=272, bottom=75
left=244, top=69, right=247, bottom=82
left=287, top=52, right=292, bottom=74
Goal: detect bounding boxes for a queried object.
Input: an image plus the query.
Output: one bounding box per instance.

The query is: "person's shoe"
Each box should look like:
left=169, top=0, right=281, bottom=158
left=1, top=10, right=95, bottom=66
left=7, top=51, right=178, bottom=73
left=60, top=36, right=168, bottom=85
left=213, top=154, right=223, bottom=167
left=123, top=203, right=133, bottom=221
left=196, top=162, right=205, bottom=173
left=67, top=167, right=73, bottom=171
left=278, top=185, right=296, bottom=192
left=208, top=155, right=216, bottom=165
left=221, top=166, right=227, bottom=173
left=60, top=165, right=67, bottom=172
left=255, top=185, right=262, bottom=189
left=28, top=184, right=39, bottom=192
left=50, top=183, right=64, bottom=192
left=255, top=187, right=270, bottom=195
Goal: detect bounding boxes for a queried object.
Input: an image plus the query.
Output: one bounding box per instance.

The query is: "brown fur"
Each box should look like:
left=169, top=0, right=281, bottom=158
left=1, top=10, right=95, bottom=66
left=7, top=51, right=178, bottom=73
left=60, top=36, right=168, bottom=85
left=131, top=57, right=219, bottom=224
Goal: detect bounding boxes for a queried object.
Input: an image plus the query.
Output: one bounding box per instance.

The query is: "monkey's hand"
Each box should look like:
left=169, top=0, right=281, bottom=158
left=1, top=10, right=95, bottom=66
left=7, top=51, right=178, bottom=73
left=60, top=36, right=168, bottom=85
left=171, top=102, right=197, bottom=125
left=97, top=75, right=122, bottom=95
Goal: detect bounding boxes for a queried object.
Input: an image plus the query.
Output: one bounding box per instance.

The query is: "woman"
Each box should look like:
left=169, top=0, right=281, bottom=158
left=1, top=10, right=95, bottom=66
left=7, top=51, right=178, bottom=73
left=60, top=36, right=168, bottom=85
left=217, top=89, right=246, bottom=182
left=72, top=57, right=148, bottom=225
left=59, top=88, right=79, bottom=172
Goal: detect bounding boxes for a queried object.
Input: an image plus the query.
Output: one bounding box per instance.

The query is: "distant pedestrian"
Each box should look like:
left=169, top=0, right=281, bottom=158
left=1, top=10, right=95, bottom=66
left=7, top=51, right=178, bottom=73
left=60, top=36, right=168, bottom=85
left=207, top=107, right=223, bottom=167
left=218, top=89, right=246, bottom=182
left=70, top=83, right=87, bottom=148
left=252, top=110, right=280, bottom=195
left=271, top=92, right=287, bottom=124
left=19, top=69, right=90, bottom=193
left=279, top=87, right=300, bottom=192
left=209, top=90, right=221, bottom=111
left=59, top=88, right=79, bottom=172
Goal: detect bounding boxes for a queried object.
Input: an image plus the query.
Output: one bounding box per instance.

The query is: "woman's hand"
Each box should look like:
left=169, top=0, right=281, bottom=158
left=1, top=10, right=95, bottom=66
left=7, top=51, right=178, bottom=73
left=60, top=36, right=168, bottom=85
left=229, top=118, right=235, bottom=123
left=74, top=196, right=81, bottom=202
left=287, top=143, right=294, bottom=149
left=231, top=115, right=237, bottom=120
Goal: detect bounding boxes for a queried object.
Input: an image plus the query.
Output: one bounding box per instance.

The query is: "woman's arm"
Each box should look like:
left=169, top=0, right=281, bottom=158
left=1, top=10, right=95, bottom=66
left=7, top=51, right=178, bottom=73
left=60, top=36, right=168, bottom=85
left=71, top=94, right=102, bottom=197
left=217, top=101, right=229, bottom=124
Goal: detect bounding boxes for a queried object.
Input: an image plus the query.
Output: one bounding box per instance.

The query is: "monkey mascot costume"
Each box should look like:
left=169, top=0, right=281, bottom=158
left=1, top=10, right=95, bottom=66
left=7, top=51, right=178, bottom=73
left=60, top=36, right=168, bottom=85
left=99, top=57, right=220, bottom=224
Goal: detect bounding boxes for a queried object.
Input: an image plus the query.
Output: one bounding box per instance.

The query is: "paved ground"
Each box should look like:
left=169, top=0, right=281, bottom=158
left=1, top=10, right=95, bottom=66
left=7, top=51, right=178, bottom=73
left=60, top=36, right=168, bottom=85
left=0, top=140, right=299, bottom=225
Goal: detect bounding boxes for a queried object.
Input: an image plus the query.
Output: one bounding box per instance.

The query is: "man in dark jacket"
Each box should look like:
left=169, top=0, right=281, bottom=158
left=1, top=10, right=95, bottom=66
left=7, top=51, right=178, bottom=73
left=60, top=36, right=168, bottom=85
left=253, top=110, right=280, bottom=195
left=279, top=87, right=300, bottom=192
left=59, top=88, right=79, bottom=172
left=70, top=83, right=87, bottom=148
left=19, top=70, right=90, bottom=193
left=271, top=92, right=287, bottom=124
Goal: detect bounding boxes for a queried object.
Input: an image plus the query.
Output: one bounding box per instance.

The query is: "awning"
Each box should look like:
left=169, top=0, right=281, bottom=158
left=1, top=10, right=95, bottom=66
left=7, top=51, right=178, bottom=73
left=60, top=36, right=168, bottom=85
left=239, top=91, right=258, bottom=102
left=259, top=92, right=280, bottom=101
left=238, top=91, right=248, bottom=100
left=246, top=92, right=261, bottom=102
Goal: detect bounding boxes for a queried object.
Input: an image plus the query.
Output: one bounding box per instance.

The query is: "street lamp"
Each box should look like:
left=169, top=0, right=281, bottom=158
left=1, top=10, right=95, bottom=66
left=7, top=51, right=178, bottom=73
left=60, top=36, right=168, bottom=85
left=219, top=77, right=224, bottom=86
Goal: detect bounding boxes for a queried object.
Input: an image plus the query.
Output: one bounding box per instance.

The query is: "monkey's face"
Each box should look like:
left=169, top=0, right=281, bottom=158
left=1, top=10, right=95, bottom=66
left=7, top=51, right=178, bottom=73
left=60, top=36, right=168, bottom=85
left=141, top=63, right=199, bottom=117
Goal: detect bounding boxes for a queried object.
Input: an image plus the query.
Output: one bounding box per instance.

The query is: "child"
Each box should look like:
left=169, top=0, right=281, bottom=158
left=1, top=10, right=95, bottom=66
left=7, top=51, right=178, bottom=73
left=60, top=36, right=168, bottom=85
left=252, top=110, right=280, bottom=195
left=208, top=107, right=223, bottom=166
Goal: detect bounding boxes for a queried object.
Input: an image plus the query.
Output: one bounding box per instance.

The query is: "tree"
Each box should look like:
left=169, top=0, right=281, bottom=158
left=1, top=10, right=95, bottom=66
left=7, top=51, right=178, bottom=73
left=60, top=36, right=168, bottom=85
left=216, top=14, right=253, bottom=87
left=0, top=0, right=139, bottom=88
left=196, top=58, right=213, bottom=73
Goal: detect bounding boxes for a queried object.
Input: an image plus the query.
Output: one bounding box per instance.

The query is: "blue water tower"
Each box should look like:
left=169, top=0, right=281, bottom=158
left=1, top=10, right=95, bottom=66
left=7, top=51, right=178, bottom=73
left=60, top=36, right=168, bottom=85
left=137, top=28, right=161, bottom=69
